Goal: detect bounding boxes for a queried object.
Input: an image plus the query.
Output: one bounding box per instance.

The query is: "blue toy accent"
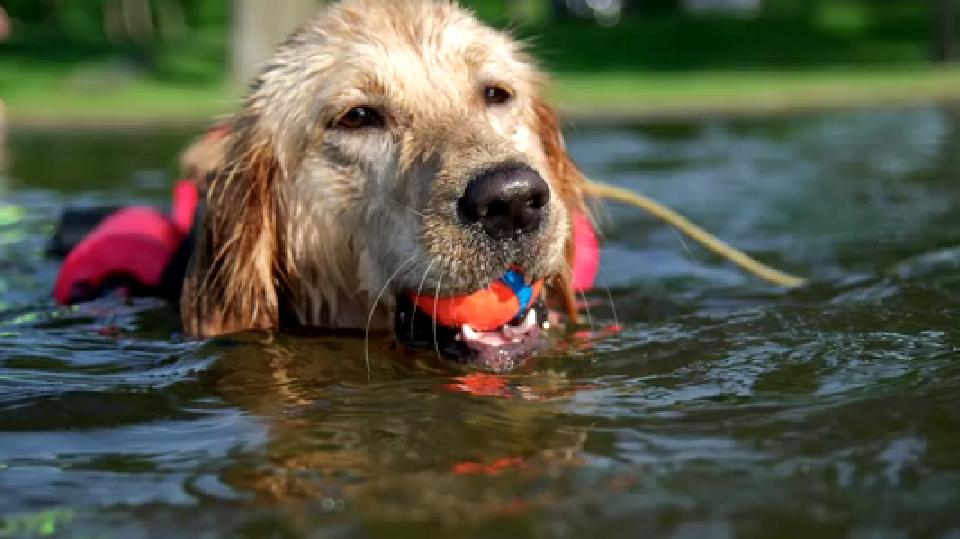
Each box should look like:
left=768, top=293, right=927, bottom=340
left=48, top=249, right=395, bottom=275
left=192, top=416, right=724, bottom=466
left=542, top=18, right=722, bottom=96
left=500, top=270, right=534, bottom=318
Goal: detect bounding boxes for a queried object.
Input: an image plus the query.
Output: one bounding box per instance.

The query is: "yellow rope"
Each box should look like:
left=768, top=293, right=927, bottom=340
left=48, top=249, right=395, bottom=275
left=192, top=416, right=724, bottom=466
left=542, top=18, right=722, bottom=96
left=583, top=180, right=808, bottom=288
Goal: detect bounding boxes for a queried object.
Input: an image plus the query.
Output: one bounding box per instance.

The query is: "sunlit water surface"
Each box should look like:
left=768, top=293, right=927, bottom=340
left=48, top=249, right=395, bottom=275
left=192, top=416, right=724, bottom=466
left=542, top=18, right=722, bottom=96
left=2, top=107, right=960, bottom=538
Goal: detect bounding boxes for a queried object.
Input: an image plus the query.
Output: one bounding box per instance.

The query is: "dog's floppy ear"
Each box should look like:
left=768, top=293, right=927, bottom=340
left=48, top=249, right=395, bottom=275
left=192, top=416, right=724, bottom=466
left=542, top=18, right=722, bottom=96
left=535, top=98, right=587, bottom=322
left=181, top=117, right=284, bottom=338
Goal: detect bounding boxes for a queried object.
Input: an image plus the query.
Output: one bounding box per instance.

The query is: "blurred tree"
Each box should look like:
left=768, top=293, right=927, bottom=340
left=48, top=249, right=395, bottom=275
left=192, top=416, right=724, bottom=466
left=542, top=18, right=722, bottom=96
left=103, top=0, right=155, bottom=42
left=460, top=0, right=510, bottom=23
left=181, top=0, right=228, bottom=28
left=0, top=6, right=9, bottom=40
left=640, top=0, right=683, bottom=14
left=933, top=0, right=957, bottom=62
left=106, top=0, right=187, bottom=42
left=154, top=0, right=187, bottom=39
left=232, top=0, right=321, bottom=85
left=510, top=0, right=547, bottom=24
left=2, top=0, right=221, bottom=41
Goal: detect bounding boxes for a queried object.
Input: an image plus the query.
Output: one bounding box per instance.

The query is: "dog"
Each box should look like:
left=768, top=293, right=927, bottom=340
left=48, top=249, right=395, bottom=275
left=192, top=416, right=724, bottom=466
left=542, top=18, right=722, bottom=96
left=181, top=0, right=589, bottom=370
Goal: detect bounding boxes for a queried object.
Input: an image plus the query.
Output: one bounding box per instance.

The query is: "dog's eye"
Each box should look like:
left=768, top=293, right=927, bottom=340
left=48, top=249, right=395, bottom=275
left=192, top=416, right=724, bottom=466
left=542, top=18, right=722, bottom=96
left=483, top=85, right=513, bottom=106
left=335, top=106, right=385, bottom=129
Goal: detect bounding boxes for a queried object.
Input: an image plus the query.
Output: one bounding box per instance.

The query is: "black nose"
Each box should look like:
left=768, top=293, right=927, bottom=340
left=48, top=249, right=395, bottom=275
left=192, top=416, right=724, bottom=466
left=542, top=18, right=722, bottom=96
left=458, top=164, right=550, bottom=239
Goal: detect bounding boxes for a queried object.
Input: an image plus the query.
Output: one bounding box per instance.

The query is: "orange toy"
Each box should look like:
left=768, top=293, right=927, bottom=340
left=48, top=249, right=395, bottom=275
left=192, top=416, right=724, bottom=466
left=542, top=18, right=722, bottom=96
left=410, top=270, right=543, bottom=331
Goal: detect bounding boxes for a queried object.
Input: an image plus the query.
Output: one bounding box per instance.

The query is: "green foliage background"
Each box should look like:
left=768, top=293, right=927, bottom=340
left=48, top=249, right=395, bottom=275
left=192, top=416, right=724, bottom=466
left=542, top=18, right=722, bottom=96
left=0, top=0, right=943, bottom=78
left=0, top=0, right=955, bottom=122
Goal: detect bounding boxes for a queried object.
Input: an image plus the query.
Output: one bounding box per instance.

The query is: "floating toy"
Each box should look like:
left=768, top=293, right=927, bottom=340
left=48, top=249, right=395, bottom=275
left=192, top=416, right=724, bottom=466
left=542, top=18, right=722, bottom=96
left=409, top=270, right=544, bottom=331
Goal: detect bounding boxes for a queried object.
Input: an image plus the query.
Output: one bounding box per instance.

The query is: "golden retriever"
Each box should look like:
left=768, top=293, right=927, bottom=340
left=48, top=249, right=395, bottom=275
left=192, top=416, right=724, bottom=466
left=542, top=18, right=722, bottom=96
left=181, top=0, right=588, bottom=370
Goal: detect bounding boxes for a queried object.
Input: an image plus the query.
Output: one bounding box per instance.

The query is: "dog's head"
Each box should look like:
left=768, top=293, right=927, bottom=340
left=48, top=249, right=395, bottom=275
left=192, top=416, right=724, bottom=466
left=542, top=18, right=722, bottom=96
left=183, top=0, right=586, bottom=369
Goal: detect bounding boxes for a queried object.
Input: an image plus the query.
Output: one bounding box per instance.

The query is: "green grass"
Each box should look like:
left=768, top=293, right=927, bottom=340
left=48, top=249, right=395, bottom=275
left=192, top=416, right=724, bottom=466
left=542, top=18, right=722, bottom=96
left=549, top=68, right=960, bottom=117
left=0, top=56, right=231, bottom=125
left=4, top=78, right=235, bottom=125
left=6, top=66, right=960, bottom=125
left=0, top=28, right=233, bottom=125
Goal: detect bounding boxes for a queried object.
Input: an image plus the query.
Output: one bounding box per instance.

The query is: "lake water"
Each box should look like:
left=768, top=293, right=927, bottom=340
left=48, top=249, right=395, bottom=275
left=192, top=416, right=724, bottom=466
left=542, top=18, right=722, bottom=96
left=2, top=107, right=959, bottom=538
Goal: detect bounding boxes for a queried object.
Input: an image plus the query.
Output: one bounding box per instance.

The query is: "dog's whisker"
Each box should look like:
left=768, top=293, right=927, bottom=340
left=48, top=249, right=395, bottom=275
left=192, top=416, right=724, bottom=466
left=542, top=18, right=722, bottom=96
left=434, top=259, right=460, bottom=362
left=410, top=257, right=438, bottom=338
left=668, top=224, right=701, bottom=267
left=365, top=254, right=418, bottom=379
left=577, top=287, right=597, bottom=337
left=591, top=224, right=620, bottom=332
left=432, top=266, right=445, bottom=363
left=597, top=269, right=621, bottom=334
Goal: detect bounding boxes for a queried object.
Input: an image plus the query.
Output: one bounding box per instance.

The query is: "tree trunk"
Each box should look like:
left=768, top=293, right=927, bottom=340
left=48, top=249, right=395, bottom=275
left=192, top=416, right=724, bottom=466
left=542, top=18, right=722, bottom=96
left=232, top=0, right=320, bottom=86
left=121, top=0, right=155, bottom=42
left=934, top=0, right=957, bottom=63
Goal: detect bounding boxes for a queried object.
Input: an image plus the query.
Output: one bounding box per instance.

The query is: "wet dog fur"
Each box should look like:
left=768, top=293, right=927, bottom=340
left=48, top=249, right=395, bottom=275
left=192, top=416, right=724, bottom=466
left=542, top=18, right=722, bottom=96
left=181, top=0, right=587, bottom=340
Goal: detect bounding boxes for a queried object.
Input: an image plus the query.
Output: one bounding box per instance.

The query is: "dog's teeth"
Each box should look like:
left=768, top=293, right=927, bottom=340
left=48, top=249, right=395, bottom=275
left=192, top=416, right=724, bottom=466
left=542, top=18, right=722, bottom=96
left=462, top=324, right=480, bottom=341
left=501, top=309, right=538, bottom=340
left=522, top=308, right=537, bottom=330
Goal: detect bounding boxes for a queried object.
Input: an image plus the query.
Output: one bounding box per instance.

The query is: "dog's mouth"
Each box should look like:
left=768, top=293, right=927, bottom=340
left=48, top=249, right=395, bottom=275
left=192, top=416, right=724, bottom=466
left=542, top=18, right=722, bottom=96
left=394, top=293, right=547, bottom=372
